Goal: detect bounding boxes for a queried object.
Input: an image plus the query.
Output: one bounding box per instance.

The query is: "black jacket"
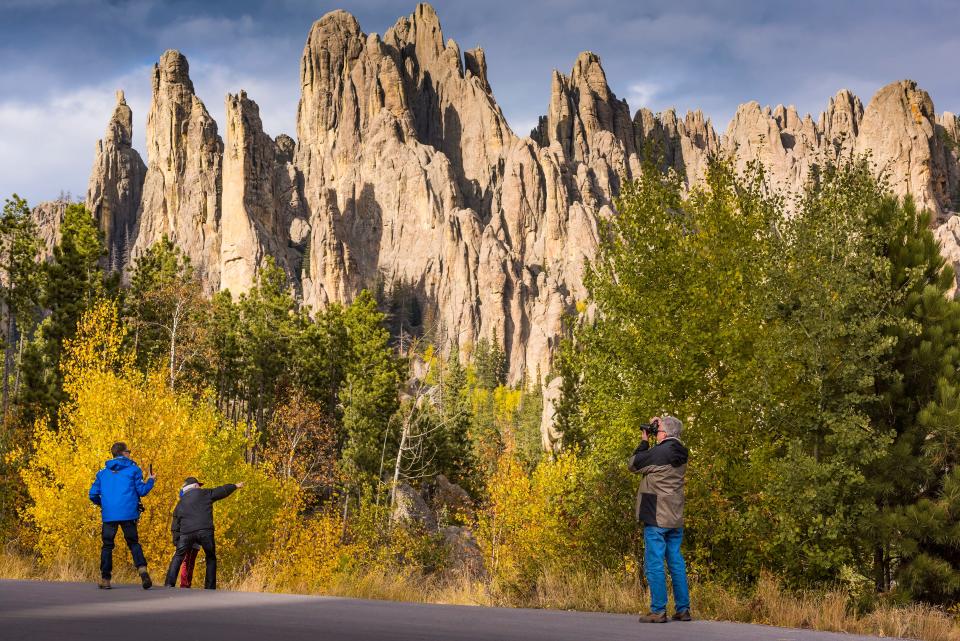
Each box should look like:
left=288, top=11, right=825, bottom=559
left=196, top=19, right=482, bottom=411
left=171, top=484, right=237, bottom=543
left=627, top=438, right=689, bottom=528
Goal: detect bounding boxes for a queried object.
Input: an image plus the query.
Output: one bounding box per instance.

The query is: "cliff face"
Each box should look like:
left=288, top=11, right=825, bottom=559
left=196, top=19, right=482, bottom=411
left=221, top=91, right=306, bottom=295
left=85, top=90, right=146, bottom=270
left=63, top=3, right=960, bottom=424
left=135, top=50, right=224, bottom=290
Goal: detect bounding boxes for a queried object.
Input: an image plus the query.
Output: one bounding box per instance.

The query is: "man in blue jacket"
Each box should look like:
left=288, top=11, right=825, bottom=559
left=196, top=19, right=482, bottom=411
left=88, top=441, right=156, bottom=590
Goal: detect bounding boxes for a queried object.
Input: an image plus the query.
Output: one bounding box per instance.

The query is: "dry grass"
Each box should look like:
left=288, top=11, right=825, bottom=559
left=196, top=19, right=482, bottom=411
left=0, top=546, right=133, bottom=585
left=3, top=547, right=958, bottom=640
left=694, top=574, right=960, bottom=641
left=225, top=565, right=495, bottom=607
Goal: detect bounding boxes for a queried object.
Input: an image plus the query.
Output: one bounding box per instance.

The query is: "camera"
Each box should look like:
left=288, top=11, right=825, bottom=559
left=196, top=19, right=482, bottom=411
left=640, top=418, right=660, bottom=437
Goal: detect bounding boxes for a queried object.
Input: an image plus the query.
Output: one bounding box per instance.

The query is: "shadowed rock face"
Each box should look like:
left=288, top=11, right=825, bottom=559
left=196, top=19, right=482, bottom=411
left=86, top=90, right=146, bottom=271
left=62, top=3, right=960, bottom=443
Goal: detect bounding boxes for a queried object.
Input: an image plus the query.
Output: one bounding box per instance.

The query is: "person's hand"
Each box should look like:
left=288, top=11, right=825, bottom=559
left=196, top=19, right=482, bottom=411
left=235, top=482, right=245, bottom=489
left=148, top=472, right=156, bottom=481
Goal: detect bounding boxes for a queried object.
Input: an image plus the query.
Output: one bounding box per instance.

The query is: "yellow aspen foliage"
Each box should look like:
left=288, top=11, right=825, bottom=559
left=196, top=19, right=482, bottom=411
left=19, top=299, right=298, bottom=580
left=476, top=449, right=584, bottom=590
left=253, top=511, right=350, bottom=592
left=249, top=496, right=433, bottom=593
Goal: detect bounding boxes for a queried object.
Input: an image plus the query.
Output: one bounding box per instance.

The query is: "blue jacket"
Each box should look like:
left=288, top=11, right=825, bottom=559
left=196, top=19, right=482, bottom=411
left=89, top=457, right=154, bottom=522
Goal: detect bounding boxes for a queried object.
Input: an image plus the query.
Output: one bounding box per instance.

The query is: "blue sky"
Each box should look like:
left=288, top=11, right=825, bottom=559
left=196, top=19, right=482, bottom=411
left=2, top=0, right=958, bottom=205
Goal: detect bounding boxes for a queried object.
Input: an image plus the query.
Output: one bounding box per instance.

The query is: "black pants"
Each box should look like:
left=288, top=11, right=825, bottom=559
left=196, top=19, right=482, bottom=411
left=165, top=530, right=217, bottom=589
left=101, top=520, right=147, bottom=580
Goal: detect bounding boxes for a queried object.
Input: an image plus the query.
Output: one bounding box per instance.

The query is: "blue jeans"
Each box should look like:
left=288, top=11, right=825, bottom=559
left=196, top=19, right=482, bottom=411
left=644, top=525, right=690, bottom=614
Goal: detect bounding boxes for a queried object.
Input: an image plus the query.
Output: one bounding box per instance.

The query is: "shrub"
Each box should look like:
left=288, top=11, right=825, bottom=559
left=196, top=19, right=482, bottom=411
left=18, top=300, right=298, bottom=580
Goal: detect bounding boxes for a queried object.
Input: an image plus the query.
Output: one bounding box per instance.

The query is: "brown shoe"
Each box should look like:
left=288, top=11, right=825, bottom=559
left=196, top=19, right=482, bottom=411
left=137, top=566, right=152, bottom=590
left=97, top=578, right=111, bottom=590
left=638, top=612, right=668, bottom=623
left=672, top=609, right=692, bottom=621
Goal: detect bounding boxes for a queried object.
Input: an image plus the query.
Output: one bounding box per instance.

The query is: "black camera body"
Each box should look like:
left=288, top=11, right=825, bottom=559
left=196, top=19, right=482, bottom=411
left=640, top=418, right=660, bottom=437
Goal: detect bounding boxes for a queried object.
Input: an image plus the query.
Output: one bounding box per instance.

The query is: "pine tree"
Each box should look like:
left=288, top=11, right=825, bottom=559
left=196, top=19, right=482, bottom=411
left=291, top=304, right=349, bottom=419
left=125, top=236, right=209, bottom=387
left=434, top=350, right=476, bottom=491
left=339, top=290, right=403, bottom=486
left=865, top=195, right=960, bottom=600
left=19, top=203, right=106, bottom=422
left=0, top=195, right=45, bottom=417
left=474, top=336, right=507, bottom=389
left=236, top=257, right=303, bottom=442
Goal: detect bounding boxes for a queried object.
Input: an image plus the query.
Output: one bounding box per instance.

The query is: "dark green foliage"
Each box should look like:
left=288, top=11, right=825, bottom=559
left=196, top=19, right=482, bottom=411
left=20, top=203, right=108, bottom=422
left=235, top=257, right=302, bottom=438
left=474, top=336, right=507, bottom=389
left=0, top=195, right=45, bottom=416
left=433, top=350, right=476, bottom=491
left=125, top=236, right=209, bottom=387
left=558, top=156, right=960, bottom=598
left=340, top=290, right=404, bottom=484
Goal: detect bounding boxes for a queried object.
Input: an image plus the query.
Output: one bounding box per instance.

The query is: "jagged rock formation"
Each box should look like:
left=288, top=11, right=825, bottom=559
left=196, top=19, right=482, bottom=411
left=67, top=4, right=960, bottom=443
left=855, top=81, right=954, bottom=221
left=134, top=50, right=223, bottom=290
left=85, top=90, right=146, bottom=270
left=30, top=199, right=69, bottom=259
left=221, top=91, right=306, bottom=295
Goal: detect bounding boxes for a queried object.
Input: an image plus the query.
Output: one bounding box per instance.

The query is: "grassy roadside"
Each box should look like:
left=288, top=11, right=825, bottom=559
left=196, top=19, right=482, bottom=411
left=2, top=548, right=957, bottom=640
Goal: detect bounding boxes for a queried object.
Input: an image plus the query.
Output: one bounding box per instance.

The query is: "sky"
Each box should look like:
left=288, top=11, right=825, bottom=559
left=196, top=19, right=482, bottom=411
left=1, top=0, right=958, bottom=205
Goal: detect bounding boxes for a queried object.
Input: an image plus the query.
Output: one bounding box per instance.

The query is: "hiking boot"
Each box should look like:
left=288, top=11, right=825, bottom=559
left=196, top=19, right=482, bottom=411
left=638, top=612, right=668, bottom=623
left=137, top=567, right=152, bottom=590
left=97, top=578, right=111, bottom=590
left=672, top=609, right=692, bottom=621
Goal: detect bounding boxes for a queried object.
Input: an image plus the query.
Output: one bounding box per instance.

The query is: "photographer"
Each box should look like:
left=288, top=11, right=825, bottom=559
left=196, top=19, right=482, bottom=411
left=88, top=441, right=156, bottom=590
left=628, top=415, right=691, bottom=623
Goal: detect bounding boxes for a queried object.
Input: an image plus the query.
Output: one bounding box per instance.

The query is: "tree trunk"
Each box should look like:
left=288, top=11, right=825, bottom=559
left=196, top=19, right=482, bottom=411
left=169, top=310, right=178, bottom=389
left=13, top=329, right=25, bottom=397
left=390, top=414, right=410, bottom=513
left=2, top=310, right=13, bottom=417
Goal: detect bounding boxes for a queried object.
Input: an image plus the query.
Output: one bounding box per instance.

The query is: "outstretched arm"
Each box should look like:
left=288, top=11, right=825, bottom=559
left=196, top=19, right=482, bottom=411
left=209, top=484, right=239, bottom=501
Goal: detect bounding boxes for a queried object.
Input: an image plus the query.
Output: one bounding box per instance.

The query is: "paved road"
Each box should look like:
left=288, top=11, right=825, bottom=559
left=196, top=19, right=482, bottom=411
left=0, top=579, right=900, bottom=641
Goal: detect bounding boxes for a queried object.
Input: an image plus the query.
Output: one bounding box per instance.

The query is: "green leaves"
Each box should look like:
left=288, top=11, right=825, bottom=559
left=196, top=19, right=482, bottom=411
left=561, top=156, right=960, bottom=593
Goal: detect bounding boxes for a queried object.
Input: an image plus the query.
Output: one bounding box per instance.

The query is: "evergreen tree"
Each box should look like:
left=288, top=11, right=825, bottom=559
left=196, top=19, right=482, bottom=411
left=209, top=290, right=243, bottom=420
left=864, top=194, right=960, bottom=600
left=235, top=257, right=302, bottom=441
left=19, top=204, right=107, bottom=421
left=474, top=336, right=507, bottom=389
left=0, top=195, right=44, bottom=416
left=340, top=290, right=403, bottom=485
left=125, top=236, right=209, bottom=387
left=434, top=350, right=476, bottom=491
left=291, top=304, right=349, bottom=419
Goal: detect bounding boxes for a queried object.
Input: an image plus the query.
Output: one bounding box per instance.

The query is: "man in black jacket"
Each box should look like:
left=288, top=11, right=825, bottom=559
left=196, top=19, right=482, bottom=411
left=163, top=476, right=243, bottom=590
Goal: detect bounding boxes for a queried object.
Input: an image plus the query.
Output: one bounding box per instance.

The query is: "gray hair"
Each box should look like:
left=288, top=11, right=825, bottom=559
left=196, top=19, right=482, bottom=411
left=660, top=415, right=683, bottom=438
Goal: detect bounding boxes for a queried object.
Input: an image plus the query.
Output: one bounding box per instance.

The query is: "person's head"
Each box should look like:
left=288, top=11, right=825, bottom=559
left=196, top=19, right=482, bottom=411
left=657, top=415, right=682, bottom=440
left=110, top=442, right=130, bottom=458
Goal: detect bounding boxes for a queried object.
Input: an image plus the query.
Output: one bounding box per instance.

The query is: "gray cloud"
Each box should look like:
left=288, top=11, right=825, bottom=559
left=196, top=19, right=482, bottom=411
left=1, top=0, right=958, bottom=204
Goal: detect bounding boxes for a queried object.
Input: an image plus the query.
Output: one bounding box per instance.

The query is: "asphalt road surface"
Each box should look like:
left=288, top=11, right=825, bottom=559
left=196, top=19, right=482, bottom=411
left=0, top=579, right=901, bottom=641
